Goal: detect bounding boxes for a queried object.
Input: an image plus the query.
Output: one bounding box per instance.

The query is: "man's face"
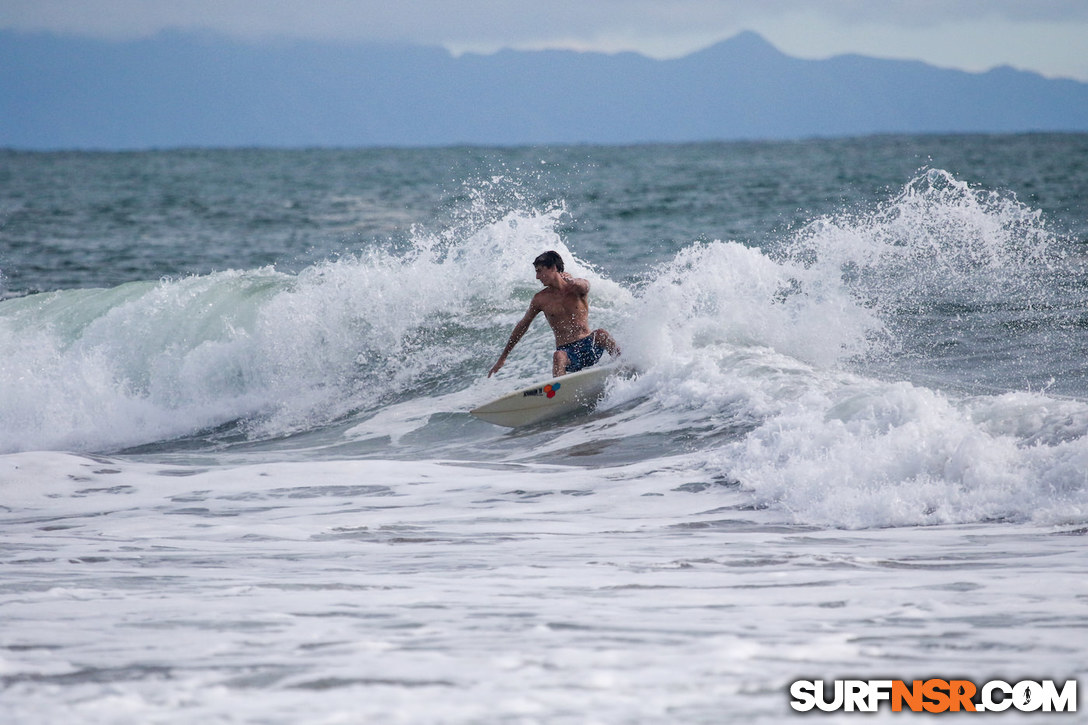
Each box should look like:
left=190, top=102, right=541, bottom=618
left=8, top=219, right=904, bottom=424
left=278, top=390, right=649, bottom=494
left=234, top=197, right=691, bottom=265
left=535, top=264, right=560, bottom=286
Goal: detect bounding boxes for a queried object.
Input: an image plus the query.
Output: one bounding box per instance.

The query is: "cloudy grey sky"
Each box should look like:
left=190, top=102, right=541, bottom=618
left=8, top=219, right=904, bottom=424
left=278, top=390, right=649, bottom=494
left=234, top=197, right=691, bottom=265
left=4, top=0, right=1087, bottom=81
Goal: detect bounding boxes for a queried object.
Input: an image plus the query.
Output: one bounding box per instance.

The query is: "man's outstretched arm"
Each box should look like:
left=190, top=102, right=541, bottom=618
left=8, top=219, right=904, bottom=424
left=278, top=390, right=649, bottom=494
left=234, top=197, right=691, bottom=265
left=488, top=305, right=539, bottom=377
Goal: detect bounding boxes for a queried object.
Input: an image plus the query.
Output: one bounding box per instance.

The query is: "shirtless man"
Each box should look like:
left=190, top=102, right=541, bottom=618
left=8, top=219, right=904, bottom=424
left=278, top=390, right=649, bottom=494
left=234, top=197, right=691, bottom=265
left=488, top=251, right=619, bottom=378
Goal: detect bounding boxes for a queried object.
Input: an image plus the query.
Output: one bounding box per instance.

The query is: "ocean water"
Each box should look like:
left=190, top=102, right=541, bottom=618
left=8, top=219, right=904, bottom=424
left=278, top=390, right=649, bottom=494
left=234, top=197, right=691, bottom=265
left=2, top=135, right=1088, bottom=722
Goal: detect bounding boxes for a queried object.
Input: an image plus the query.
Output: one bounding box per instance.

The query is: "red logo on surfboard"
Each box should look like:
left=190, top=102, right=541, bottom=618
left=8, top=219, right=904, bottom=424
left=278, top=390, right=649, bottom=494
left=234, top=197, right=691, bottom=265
left=544, top=383, right=560, bottom=398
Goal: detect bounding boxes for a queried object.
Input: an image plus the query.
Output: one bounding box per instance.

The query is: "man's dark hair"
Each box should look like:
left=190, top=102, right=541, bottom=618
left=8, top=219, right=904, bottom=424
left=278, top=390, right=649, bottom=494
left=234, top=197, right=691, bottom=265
left=533, top=250, right=564, bottom=272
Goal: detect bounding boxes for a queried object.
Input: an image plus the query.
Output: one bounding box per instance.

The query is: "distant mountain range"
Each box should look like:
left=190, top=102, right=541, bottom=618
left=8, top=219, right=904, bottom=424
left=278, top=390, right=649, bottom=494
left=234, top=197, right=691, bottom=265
left=3, top=29, right=1087, bottom=149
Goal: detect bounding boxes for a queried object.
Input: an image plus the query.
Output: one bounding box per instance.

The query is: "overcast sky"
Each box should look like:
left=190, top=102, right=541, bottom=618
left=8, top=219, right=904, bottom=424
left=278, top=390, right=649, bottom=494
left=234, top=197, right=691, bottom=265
left=4, top=0, right=1087, bottom=81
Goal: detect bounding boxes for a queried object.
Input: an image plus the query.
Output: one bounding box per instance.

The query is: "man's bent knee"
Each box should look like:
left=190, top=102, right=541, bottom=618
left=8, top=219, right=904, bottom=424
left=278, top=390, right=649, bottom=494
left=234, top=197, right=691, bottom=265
left=593, top=329, right=619, bottom=356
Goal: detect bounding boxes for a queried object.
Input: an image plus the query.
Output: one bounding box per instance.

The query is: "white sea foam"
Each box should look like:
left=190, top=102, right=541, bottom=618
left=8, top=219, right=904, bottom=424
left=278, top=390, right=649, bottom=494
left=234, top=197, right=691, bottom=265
left=1, top=452, right=1084, bottom=723
left=3, top=147, right=1088, bottom=723
left=0, top=206, right=622, bottom=453
left=2, top=169, right=1087, bottom=531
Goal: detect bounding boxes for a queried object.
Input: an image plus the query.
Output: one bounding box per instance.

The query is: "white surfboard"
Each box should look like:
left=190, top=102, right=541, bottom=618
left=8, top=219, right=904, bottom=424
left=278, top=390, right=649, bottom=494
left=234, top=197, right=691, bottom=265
left=471, top=363, right=627, bottom=427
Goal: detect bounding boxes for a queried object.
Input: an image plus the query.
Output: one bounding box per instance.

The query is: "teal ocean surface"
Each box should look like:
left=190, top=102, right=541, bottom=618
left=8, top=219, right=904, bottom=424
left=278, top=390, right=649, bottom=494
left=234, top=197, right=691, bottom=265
left=2, top=135, right=1087, bottom=722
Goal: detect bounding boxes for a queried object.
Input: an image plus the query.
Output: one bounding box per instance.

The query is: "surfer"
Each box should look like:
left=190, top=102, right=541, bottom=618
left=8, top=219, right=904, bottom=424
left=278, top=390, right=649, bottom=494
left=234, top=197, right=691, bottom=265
left=489, top=251, right=619, bottom=378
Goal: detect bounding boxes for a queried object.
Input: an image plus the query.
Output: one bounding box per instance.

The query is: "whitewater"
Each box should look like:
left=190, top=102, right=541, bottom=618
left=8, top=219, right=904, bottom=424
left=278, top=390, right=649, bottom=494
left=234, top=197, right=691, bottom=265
left=1, top=136, right=1087, bottom=722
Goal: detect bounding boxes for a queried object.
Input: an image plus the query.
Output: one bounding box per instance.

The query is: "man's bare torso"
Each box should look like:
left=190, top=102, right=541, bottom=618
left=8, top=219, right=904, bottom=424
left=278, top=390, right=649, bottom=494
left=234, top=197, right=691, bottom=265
left=532, top=279, right=592, bottom=347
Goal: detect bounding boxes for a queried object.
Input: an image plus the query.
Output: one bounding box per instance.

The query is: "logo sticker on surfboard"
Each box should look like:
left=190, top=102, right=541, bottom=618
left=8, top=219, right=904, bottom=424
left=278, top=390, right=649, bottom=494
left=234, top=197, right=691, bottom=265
left=524, top=382, right=561, bottom=398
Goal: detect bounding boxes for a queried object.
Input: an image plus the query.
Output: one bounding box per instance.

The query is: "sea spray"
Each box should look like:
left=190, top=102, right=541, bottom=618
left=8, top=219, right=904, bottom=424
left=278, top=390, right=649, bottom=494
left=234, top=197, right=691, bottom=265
left=0, top=205, right=624, bottom=453
left=624, top=169, right=1088, bottom=528
left=619, top=240, right=882, bottom=371
left=781, top=169, right=1082, bottom=389
left=3, top=163, right=1088, bottom=529
left=787, top=169, right=1060, bottom=294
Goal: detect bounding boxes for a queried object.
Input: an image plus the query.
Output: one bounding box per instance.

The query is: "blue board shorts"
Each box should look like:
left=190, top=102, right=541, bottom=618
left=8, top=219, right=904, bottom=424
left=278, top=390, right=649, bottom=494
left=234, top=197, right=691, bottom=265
left=557, top=333, right=606, bottom=373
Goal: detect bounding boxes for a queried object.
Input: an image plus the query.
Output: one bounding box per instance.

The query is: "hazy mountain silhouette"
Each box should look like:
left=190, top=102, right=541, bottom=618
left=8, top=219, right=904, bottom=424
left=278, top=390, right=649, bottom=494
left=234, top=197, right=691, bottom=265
left=3, top=29, right=1086, bottom=149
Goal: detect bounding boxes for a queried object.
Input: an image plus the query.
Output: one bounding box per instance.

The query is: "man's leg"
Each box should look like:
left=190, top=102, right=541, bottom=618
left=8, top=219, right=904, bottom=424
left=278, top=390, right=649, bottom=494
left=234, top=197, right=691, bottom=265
left=553, top=349, right=570, bottom=377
